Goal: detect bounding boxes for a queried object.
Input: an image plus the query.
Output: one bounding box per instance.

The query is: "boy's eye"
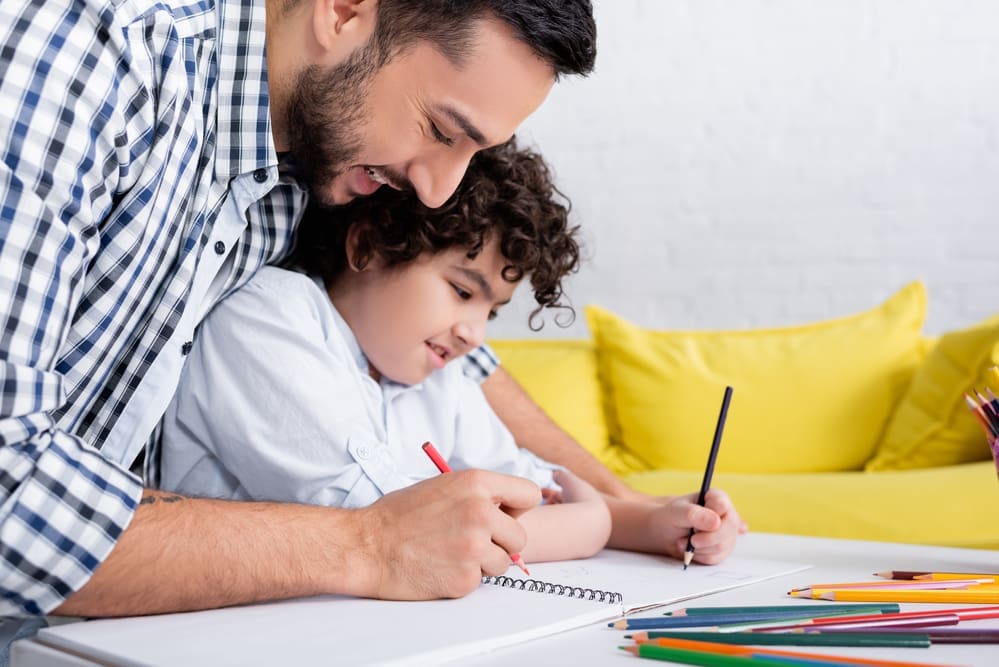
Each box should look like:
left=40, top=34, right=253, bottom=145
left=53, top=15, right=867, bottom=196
left=451, top=283, right=472, bottom=300
left=430, top=121, right=455, bottom=147
left=488, top=310, right=498, bottom=321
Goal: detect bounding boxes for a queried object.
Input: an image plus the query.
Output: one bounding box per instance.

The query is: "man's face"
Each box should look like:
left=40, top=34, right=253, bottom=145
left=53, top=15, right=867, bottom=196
left=340, top=238, right=517, bottom=385
left=286, top=18, right=554, bottom=208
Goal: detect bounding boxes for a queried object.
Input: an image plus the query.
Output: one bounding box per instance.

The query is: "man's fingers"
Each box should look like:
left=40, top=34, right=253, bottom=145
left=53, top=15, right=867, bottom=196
left=477, top=470, right=540, bottom=519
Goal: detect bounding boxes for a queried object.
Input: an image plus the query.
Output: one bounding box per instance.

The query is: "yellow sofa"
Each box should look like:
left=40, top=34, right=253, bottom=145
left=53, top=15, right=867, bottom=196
left=490, top=283, right=999, bottom=549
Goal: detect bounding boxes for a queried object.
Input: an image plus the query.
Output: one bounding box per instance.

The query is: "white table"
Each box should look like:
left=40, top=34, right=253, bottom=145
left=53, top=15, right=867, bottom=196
left=12, top=533, right=999, bottom=666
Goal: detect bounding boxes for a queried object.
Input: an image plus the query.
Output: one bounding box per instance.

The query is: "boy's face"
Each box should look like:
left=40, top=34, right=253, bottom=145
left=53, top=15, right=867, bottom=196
left=340, top=239, right=517, bottom=385
left=280, top=11, right=554, bottom=210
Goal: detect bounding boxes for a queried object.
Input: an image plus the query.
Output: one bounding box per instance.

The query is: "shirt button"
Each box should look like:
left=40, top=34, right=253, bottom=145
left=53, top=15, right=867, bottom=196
left=214, top=240, right=226, bottom=255
left=356, top=446, right=370, bottom=460
left=181, top=341, right=193, bottom=355
left=253, top=168, right=268, bottom=183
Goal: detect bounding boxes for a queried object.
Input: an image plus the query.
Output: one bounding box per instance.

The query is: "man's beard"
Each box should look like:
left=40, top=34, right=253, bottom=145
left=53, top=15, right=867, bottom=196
left=284, top=42, right=378, bottom=204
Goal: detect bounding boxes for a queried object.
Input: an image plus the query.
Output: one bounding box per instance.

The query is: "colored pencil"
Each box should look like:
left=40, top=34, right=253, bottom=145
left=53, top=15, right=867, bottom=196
left=628, top=637, right=954, bottom=667
left=874, top=571, right=999, bottom=581
left=685, top=386, right=733, bottom=570
left=811, top=628, right=999, bottom=644
left=610, top=611, right=863, bottom=631
left=801, top=605, right=999, bottom=624
left=965, top=394, right=998, bottom=437
left=754, top=614, right=960, bottom=634
left=814, top=588, right=999, bottom=603
left=667, top=605, right=900, bottom=617
left=624, top=631, right=931, bottom=648
left=420, top=440, right=529, bottom=575
left=789, top=579, right=993, bottom=595
left=620, top=644, right=821, bottom=666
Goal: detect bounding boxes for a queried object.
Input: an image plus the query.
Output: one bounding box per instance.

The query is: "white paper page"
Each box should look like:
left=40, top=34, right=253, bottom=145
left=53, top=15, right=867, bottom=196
left=502, top=550, right=812, bottom=613
left=36, top=552, right=810, bottom=666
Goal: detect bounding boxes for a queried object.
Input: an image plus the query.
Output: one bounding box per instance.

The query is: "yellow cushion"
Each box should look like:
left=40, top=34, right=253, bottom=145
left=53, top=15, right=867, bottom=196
left=586, top=282, right=927, bottom=474
left=866, top=314, right=999, bottom=471
left=488, top=339, right=643, bottom=477
left=623, top=461, right=999, bottom=549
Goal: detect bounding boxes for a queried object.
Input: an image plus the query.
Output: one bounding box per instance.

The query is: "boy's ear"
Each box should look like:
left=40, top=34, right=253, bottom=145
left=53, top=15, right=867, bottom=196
left=344, top=224, right=370, bottom=272
left=312, top=0, right=378, bottom=55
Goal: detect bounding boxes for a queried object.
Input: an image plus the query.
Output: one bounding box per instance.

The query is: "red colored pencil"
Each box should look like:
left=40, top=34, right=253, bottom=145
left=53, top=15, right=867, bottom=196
left=755, top=613, right=960, bottom=634
left=421, top=441, right=530, bottom=575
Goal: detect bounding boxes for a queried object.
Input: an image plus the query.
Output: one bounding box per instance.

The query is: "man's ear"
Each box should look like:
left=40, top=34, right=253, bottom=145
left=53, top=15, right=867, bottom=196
left=312, top=0, right=377, bottom=55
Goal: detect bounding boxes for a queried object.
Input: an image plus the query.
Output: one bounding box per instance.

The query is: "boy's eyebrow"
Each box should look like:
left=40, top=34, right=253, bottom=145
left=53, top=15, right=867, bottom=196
left=434, top=105, right=489, bottom=147
left=454, top=266, right=495, bottom=301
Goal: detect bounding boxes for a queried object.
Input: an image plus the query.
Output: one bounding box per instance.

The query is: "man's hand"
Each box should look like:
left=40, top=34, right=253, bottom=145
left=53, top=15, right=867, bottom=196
left=353, top=470, right=541, bottom=600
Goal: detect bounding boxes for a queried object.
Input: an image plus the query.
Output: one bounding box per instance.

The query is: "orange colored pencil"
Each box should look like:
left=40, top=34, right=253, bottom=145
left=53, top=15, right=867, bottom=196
left=630, top=636, right=952, bottom=667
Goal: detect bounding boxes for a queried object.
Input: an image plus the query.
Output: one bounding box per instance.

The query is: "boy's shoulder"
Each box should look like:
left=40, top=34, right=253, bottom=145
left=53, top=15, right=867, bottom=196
left=215, top=266, right=329, bottom=320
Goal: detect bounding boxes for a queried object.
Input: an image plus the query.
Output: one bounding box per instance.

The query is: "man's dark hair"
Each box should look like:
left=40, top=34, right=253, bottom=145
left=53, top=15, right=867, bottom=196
left=291, top=138, right=582, bottom=330
left=372, top=1, right=596, bottom=78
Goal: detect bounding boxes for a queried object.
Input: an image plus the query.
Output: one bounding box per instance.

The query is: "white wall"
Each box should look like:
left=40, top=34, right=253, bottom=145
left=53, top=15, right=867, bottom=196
left=491, top=0, right=999, bottom=339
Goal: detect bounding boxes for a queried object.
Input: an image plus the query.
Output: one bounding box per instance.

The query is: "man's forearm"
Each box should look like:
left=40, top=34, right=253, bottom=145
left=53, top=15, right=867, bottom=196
left=55, top=470, right=540, bottom=617
left=482, top=367, right=642, bottom=501
left=54, top=490, right=372, bottom=617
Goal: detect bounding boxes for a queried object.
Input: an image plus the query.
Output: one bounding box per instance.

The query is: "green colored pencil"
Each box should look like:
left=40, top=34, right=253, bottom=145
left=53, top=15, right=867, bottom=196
left=666, top=604, right=900, bottom=617
left=625, top=631, right=930, bottom=648
left=620, top=644, right=835, bottom=666
left=618, top=644, right=844, bottom=667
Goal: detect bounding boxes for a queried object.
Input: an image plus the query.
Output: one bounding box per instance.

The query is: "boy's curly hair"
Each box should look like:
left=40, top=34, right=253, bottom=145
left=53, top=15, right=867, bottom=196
left=290, top=138, right=581, bottom=329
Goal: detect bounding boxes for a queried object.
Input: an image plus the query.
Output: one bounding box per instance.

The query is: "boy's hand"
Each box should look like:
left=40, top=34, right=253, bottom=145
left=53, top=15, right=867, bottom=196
left=551, top=469, right=602, bottom=504
left=648, top=489, right=743, bottom=564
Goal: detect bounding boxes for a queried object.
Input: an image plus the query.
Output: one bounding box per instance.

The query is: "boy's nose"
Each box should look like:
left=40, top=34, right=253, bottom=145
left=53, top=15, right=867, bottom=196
left=453, top=319, right=486, bottom=352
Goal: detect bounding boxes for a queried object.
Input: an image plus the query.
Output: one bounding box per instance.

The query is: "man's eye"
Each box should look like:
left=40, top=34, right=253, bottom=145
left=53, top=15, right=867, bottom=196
left=451, top=283, right=471, bottom=300
left=488, top=310, right=498, bottom=321
left=430, top=122, right=455, bottom=147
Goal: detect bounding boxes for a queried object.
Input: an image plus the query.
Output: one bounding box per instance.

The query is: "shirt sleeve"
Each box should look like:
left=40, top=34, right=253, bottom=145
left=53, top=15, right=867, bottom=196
left=159, top=270, right=404, bottom=509
left=0, top=4, right=144, bottom=616
left=448, top=372, right=560, bottom=490
left=459, top=344, right=499, bottom=384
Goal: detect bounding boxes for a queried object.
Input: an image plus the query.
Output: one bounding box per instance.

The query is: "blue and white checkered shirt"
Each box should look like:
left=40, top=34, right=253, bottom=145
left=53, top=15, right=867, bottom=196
left=0, top=0, right=497, bottom=617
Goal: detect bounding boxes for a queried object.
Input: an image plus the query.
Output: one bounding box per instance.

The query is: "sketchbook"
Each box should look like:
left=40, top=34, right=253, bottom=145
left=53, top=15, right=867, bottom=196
left=35, top=550, right=809, bottom=667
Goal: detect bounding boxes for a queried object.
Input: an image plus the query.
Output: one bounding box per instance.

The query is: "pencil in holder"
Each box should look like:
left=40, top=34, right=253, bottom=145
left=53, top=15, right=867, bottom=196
left=966, top=366, right=999, bottom=479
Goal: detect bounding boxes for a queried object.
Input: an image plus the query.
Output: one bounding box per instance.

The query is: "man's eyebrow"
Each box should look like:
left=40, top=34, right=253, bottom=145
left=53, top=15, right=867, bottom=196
left=435, top=105, right=488, bottom=147
left=454, top=266, right=495, bottom=300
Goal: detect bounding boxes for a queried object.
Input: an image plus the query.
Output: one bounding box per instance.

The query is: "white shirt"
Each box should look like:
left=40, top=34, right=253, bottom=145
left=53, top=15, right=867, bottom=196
left=159, top=267, right=557, bottom=507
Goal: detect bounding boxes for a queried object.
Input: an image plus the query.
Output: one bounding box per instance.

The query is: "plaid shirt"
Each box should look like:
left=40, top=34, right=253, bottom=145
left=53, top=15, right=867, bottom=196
left=0, top=0, right=497, bottom=617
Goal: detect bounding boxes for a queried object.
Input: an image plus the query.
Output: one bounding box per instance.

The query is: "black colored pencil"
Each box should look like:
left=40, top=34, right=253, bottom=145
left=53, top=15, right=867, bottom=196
left=684, top=385, right=733, bottom=570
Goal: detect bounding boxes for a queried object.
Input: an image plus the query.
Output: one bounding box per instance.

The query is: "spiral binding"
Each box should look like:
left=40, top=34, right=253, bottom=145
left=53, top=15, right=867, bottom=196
left=482, top=575, right=623, bottom=605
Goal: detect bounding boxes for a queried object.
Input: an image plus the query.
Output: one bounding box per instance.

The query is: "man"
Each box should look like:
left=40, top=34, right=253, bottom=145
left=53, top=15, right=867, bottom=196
left=0, top=0, right=599, bottom=624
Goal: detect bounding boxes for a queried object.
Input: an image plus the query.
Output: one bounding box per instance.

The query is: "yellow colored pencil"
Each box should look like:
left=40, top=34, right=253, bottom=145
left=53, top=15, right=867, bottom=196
left=815, top=588, right=999, bottom=603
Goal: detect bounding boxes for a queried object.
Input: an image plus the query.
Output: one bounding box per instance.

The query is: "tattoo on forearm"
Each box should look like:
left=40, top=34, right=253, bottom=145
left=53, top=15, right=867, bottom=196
left=139, top=494, right=186, bottom=505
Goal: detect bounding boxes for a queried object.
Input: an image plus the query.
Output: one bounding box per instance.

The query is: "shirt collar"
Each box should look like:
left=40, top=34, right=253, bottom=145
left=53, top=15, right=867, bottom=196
left=214, top=0, right=279, bottom=180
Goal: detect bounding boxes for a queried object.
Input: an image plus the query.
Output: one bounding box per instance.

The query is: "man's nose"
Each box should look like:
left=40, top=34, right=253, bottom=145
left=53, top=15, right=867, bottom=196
left=408, top=150, right=476, bottom=209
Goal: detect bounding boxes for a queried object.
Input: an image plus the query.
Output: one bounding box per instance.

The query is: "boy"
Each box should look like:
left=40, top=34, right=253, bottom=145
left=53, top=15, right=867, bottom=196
left=160, top=140, right=740, bottom=566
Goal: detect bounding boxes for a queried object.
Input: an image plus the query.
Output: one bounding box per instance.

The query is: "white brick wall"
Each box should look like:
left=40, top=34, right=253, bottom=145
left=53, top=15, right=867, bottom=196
left=491, top=0, right=999, bottom=338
